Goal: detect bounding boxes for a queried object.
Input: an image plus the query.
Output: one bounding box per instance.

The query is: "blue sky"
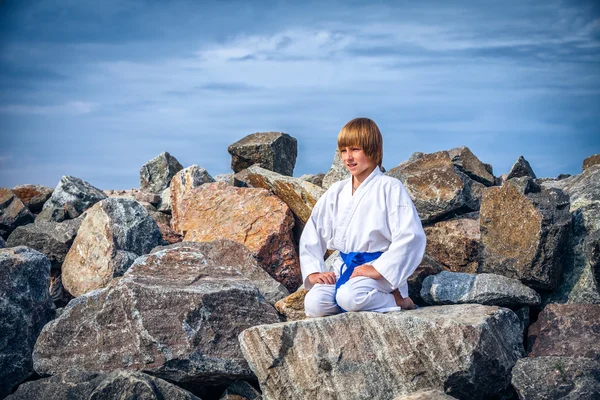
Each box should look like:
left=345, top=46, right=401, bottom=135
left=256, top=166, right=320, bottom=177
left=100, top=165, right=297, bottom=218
left=1, top=0, right=599, bottom=190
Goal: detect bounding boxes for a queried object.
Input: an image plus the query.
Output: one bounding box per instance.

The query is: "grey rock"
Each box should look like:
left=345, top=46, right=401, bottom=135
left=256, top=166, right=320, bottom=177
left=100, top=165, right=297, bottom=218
left=233, top=169, right=251, bottom=187
left=150, top=240, right=289, bottom=305
left=448, top=146, right=495, bottom=186
left=228, top=132, right=297, bottom=176
left=7, top=370, right=201, bottom=400
left=61, top=198, right=163, bottom=297
left=11, top=184, right=53, bottom=213
left=49, top=270, right=73, bottom=307
left=0, top=246, right=55, bottom=398
left=409, top=152, right=425, bottom=162
left=158, top=187, right=172, bottom=212
left=0, top=236, right=4, bottom=248
left=38, top=176, right=107, bottom=222
left=139, top=151, right=184, bottom=193
left=421, top=271, right=540, bottom=308
left=299, top=172, right=325, bottom=187
left=408, top=253, right=444, bottom=306
left=219, top=380, right=262, bottom=400
left=322, top=149, right=350, bottom=189
left=393, top=390, right=457, bottom=400
left=514, top=306, right=530, bottom=338
left=0, top=188, right=35, bottom=239
left=34, top=244, right=280, bottom=385
left=134, top=190, right=161, bottom=205
left=214, top=173, right=235, bottom=185
left=511, top=356, right=600, bottom=400
left=507, top=155, right=537, bottom=180
left=7, top=216, right=83, bottom=270
left=239, top=304, right=524, bottom=400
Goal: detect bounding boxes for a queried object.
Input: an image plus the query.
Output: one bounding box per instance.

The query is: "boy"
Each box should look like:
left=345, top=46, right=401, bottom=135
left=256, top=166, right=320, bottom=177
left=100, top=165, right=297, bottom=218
left=300, top=117, right=426, bottom=317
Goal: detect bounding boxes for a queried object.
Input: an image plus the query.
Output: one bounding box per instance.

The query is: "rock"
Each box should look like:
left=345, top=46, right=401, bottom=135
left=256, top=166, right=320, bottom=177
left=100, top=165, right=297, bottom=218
left=6, top=370, right=202, bottom=400
left=150, top=241, right=289, bottom=306
left=583, top=154, right=600, bottom=171
left=0, top=188, right=34, bottom=239
left=511, top=356, right=600, bottom=400
left=219, top=380, right=262, bottom=400
left=386, top=151, right=478, bottom=223
left=0, top=246, right=55, bottom=398
left=478, top=180, right=571, bottom=290
left=38, top=176, right=107, bottom=222
left=246, top=165, right=325, bottom=230
left=177, top=182, right=300, bottom=292
left=409, top=152, right=425, bottom=162
left=135, top=190, right=161, bottom=205
left=421, top=271, right=541, bottom=308
left=528, top=304, right=600, bottom=360
left=11, top=184, right=53, bottom=213
left=33, top=245, right=280, bottom=386
left=104, top=188, right=138, bottom=200
left=158, top=187, right=172, bottom=212
left=448, top=146, right=495, bottom=186
left=139, top=151, right=183, bottom=193
left=170, top=165, right=216, bottom=234
left=6, top=216, right=83, bottom=270
left=61, top=198, right=163, bottom=297
left=322, top=149, right=350, bottom=190
left=274, top=289, right=309, bottom=321
left=408, top=253, right=444, bottom=305
left=544, top=165, right=600, bottom=303
left=148, top=209, right=181, bottom=244
left=507, top=155, right=537, bottom=180
left=393, top=390, right=457, bottom=400
left=228, top=132, right=297, bottom=176
left=233, top=169, right=252, bottom=187
left=239, top=304, right=523, bottom=400
left=299, top=172, right=325, bottom=187
left=49, top=270, right=73, bottom=307
left=214, top=173, right=235, bottom=185
left=0, top=236, right=4, bottom=248
left=423, top=216, right=480, bottom=273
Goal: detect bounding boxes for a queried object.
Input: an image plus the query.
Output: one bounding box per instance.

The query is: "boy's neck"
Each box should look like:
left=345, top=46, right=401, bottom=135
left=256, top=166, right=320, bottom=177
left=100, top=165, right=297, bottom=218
left=352, top=165, right=377, bottom=187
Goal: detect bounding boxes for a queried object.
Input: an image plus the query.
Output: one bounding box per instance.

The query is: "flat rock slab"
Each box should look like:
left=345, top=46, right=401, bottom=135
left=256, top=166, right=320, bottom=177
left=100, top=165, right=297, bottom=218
left=178, top=182, right=300, bottom=292
left=421, top=271, right=540, bottom=308
left=62, top=198, right=163, bottom=297
left=38, top=175, right=107, bottom=222
left=0, top=188, right=34, bottom=239
left=34, top=245, right=280, bottom=385
left=0, top=246, right=55, bottom=399
left=528, top=304, right=600, bottom=360
left=139, top=151, right=183, bottom=193
left=7, top=370, right=201, bottom=400
left=11, top=184, right=53, bottom=213
left=423, top=217, right=480, bottom=273
left=511, top=356, right=600, bottom=400
left=239, top=304, right=523, bottom=400
left=228, top=132, right=298, bottom=176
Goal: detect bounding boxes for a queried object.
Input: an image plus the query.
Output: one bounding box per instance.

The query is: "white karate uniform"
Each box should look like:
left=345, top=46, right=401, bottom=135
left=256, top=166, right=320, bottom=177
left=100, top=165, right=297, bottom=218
left=300, top=167, right=426, bottom=317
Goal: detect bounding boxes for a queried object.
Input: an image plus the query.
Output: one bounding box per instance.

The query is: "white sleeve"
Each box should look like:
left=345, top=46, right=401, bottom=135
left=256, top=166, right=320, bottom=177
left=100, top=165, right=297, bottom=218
left=371, top=185, right=426, bottom=297
left=299, top=192, right=332, bottom=290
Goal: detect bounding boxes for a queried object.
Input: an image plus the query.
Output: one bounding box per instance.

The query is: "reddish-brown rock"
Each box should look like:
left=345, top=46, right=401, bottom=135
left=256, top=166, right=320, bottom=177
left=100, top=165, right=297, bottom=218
left=170, top=165, right=215, bottom=234
left=528, top=304, right=600, bottom=360
left=178, top=182, right=301, bottom=291
left=148, top=210, right=181, bottom=244
left=0, top=188, right=34, bottom=239
left=583, top=154, right=600, bottom=171
left=11, top=184, right=53, bottom=213
left=424, top=217, right=480, bottom=273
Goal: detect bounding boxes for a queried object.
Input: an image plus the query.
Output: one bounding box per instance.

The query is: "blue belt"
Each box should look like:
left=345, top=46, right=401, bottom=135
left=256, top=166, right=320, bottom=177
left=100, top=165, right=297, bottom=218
left=335, top=251, right=383, bottom=312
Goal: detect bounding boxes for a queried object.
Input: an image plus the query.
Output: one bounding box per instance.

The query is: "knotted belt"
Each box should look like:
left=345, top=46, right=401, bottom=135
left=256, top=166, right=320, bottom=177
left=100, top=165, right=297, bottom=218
left=335, top=251, right=383, bottom=312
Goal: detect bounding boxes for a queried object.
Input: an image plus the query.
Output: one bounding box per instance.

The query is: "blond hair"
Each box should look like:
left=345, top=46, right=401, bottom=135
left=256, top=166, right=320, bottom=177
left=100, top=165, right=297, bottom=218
left=337, top=117, right=383, bottom=167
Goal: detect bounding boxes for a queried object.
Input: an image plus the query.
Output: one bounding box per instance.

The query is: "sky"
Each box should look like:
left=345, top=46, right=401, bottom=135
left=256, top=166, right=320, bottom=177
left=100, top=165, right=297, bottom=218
left=0, top=0, right=599, bottom=190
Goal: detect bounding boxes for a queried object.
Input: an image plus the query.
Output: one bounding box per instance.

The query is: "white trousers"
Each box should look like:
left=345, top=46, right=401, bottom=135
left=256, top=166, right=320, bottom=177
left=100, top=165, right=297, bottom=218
left=304, top=276, right=401, bottom=318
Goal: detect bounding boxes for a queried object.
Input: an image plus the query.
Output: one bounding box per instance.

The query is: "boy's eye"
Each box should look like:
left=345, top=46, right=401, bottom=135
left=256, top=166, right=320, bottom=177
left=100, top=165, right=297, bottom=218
left=340, top=149, right=347, bottom=153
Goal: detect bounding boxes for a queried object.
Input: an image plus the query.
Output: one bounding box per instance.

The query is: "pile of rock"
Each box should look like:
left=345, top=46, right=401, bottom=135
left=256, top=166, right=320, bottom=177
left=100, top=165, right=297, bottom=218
left=1, top=130, right=599, bottom=399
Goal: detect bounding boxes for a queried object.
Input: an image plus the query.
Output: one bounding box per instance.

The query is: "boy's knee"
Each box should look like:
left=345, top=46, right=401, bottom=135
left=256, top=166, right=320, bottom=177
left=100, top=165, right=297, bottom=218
left=336, top=283, right=367, bottom=312
left=304, top=287, right=332, bottom=318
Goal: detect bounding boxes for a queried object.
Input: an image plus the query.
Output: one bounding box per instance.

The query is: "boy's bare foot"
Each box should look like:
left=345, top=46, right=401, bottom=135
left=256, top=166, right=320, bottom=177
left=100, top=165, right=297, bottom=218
left=392, top=289, right=415, bottom=310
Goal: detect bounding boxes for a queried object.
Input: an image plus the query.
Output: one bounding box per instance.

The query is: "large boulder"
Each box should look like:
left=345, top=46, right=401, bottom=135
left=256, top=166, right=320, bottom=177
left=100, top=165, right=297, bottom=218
left=506, top=155, right=536, bottom=180
left=246, top=165, right=325, bottom=230
left=228, top=132, right=297, bottom=176
left=176, top=182, right=300, bottom=292
left=150, top=240, right=289, bottom=306
left=423, top=216, right=480, bottom=273
left=170, top=165, right=216, bottom=234
left=11, top=184, right=53, bottom=213
left=528, top=304, right=600, bottom=360
left=38, top=176, right=107, bottom=222
left=544, top=165, right=600, bottom=303
left=0, top=247, right=55, bottom=398
left=239, top=304, right=523, bottom=400
left=6, top=216, right=83, bottom=270
left=583, top=154, right=600, bottom=171
left=385, top=151, right=478, bottom=223
left=33, top=244, right=280, bottom=386
left=0, top=188, right=34, bottom=239
left=322, top=149, right=351, bottom=190
left=478, top=179, right=571, bottom=290
left=139, top=151, right=183, bottom=193
left=61, top=198, right=163, bottom=297
left=421, top=271, right=540, bottom=308
left=511, top=356, right=600, bottom=400
left=448, top=147, right=495, bottom=186
left=6, top=370, right=201, bottom=400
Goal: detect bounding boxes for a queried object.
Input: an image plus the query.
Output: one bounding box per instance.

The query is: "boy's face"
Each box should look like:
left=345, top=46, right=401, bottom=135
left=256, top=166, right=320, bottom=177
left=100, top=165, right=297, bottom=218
left=340, top=145, right=377, bottom=180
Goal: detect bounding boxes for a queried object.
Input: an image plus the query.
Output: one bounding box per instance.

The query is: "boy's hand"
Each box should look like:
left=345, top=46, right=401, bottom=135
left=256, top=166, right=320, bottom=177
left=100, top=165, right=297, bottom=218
left=308, top=272, right=336, bottom=285
left=350, top=264, right=383, bottom=280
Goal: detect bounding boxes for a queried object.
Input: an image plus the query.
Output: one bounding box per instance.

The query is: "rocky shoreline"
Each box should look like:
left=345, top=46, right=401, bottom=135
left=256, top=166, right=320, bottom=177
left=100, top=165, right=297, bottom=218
left=1, top=132, right=599, bottom=399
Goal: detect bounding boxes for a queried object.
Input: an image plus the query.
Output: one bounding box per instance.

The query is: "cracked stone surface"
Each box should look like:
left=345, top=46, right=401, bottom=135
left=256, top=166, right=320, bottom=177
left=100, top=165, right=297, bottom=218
left=139, top=151, right=183, bottom=193
left=0, top=188, right=34, bottom=239
left=227, top=132, right=297, bottom=176
left=37, top=176, right=107, bottom=222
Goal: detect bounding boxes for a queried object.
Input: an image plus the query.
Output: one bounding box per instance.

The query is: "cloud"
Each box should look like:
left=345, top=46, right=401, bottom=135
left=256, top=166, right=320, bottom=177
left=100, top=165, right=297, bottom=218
left=0, top=101, right=96, bottom=115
